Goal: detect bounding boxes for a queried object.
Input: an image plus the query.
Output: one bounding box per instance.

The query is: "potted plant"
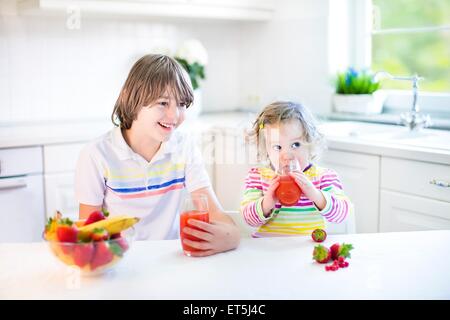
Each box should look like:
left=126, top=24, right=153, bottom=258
left=333, top=67, right=386, bottom=114
left=174, top=39, right=208, bottom=118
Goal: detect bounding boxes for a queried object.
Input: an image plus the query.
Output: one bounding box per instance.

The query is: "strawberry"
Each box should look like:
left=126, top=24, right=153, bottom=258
left=91, top=228, right=109, bottom=241
left=313, top=244, right=331, bottom=264
left=73, top=243, right=94, bottom=268
left=56, top=219, right=78, bottom=243
left=84, top=210, right=108, bottom=226
left=90, top=242, right=114, bottom=270
left=311, top=229, right=327, bottom=243
left=56, top=219, right=78, bottom=254
left=330, top=243, right=354, bottom=260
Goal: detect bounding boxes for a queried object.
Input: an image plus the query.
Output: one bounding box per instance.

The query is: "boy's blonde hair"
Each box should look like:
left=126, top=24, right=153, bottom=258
left=248, top=101, right=326, bottom=163
left=112, top=54, right=194, bottom=129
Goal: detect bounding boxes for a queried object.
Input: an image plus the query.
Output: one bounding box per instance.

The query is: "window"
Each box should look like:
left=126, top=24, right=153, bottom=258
left=328, top=0, right=449, bottom=121
left=371, top=0, right=450, bottom=93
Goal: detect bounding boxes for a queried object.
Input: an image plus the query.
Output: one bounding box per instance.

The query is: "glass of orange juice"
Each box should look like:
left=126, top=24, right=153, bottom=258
left=179, top=194, right=209, bottom=256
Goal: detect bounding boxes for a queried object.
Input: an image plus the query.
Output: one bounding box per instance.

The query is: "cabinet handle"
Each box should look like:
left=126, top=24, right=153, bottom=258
left=429, top=179, right=450, bottom=188
left=0, top=177, right=27, bottom=190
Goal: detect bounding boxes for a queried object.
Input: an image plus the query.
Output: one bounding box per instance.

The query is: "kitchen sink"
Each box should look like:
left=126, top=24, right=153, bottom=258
left=319, top=121, right=450, bottom=151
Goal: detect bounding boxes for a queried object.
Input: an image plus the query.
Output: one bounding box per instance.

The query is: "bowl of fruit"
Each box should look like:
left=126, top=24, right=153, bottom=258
left=44, top=210, right=140, bottom=276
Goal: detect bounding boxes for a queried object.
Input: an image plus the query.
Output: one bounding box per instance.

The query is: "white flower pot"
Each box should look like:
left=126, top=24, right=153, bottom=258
left=333, top=91, right=386, bottom=114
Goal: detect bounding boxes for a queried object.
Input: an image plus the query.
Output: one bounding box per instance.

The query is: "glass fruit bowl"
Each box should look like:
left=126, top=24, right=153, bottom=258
left=43, top=210, right=139, bottom=276
left=44, top=227, right=135, bottom=276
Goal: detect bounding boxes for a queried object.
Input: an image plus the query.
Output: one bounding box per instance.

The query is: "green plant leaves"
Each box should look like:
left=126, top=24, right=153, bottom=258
left=174, top=57, right=205, bottom=90
left=335, top=68, right=380, bottom=94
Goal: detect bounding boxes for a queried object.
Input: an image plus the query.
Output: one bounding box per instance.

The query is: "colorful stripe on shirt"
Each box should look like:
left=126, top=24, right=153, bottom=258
left=107, top=176, right=186, bottom=200
left=240, top=165, right=353, bottom=237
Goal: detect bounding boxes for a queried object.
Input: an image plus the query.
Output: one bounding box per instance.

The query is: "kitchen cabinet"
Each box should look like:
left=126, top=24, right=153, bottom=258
left=379, top=190, right=450, bottom=231
left=318, top=149, right=380, bottom=234
left=0, top=147, right=45, bottom=243
left=379, top=157, right=450, bottom=232
left=18, top=0, right=275, bottom=21
left=43, top=143, right=86, bottom=221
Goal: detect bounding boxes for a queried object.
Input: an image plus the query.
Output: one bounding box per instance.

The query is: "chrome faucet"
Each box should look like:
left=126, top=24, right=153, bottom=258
left=374, top=71, right=431, bottom=131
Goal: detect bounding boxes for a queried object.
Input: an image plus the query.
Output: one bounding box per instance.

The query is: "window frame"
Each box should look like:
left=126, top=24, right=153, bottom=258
left=355, top=0, right=450, bottom=116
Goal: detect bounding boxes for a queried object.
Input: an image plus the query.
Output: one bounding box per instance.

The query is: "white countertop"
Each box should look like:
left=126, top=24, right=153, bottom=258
left=1, top=230, right=449, bottom=299
left=318, top=120, right=450, bottom=165
left=0, top=119, right=113, bottom=149
left=0, top=112, right=256, bottom=149
left=1, top=113, right=449, bottom=164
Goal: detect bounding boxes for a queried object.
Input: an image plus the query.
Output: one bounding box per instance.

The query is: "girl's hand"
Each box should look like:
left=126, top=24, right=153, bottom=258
left=289, top=171, right=326, bottom=210
left=181, top=219, right=241, bottom=257
left=261, top=175, right=280, bottom=217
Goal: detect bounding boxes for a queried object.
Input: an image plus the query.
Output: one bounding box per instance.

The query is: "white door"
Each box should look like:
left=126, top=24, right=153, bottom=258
left=319, top=149, right=380, bottom=233
left=0, top=175, right=45, bottom=242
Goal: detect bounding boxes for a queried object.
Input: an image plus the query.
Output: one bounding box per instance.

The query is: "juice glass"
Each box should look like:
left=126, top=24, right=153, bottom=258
left=275, top=159, right=302, bottom=206
left=180, top=194, right=209, bottom=256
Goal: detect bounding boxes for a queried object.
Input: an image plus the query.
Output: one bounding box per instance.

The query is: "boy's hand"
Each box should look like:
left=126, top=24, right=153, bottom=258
left=181, top=220, right=241, bottom=257
left=289, top=171, right=326, bottom=210
left=261, top=175, right=280, bottom=217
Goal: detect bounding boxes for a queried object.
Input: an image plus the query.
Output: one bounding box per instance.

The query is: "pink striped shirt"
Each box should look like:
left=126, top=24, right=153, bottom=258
left=240, top=165, right=353, bottom=237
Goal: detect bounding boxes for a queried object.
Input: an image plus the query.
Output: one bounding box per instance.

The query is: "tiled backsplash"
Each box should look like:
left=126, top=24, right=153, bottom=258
left=0, top=14, right=241, bottom=123
left=0, top=0, right=332, bottom=124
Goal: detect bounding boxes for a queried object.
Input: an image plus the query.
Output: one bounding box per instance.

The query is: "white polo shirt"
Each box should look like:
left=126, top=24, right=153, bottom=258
left=75, top=126, right=211, bottom=240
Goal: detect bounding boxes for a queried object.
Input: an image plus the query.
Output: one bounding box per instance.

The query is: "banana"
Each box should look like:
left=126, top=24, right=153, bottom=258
left=78, top=216, right=140, bottom=235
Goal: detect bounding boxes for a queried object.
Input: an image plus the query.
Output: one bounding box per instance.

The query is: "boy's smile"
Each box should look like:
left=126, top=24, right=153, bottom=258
left=158, top=121, right=177, bottom=133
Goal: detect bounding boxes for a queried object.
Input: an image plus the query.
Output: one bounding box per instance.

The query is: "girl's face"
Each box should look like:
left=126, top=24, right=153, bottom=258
left=263, top=119, right=311, bottom=172
left=133, top=88, right=187, bottom=143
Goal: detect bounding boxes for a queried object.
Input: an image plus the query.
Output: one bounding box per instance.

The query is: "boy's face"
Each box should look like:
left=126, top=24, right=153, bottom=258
left=133, top=89, right=187, bottom=142
left=264, top=119, right=311, bottom=173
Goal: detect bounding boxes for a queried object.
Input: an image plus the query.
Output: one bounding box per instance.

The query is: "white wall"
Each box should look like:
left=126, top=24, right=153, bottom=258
left=238, top=0, right=333, bottom=115
left=0, top=0, right=333, bottom=123
left=0, top=9, right=241, bottom=123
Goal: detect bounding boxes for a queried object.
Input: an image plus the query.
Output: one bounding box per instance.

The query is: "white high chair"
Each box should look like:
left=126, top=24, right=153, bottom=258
left=224, top=210, right=256, bottom=238
left=324, top=207, right=356, bottom=234
left=225, top=208, right=356, bottom=238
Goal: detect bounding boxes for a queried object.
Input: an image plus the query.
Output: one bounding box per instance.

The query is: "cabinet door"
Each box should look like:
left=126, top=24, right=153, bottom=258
left=380, top=190, right=450, bottom=232
left=19, top=0, right=274, bottom=21
left=44, top=172, right=78, bottom=221
left=0, top=175, right=45, bottom=242
left=44, top=143, right=85, bottom=173
left=381, top=157, right=450, bottom=202
left=319, top=149, right=380, bottom=233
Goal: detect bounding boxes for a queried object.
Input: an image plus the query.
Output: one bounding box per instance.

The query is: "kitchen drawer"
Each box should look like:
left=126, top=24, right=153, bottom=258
left=380, top=190, right=450, bottom=232
left=381, top=157, right=450, bottom=202
left=44, top=142, right=86, bottom=173
left=319, top=149, right=380, bottom=233
left=0, top=146, right=43, bottom=177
